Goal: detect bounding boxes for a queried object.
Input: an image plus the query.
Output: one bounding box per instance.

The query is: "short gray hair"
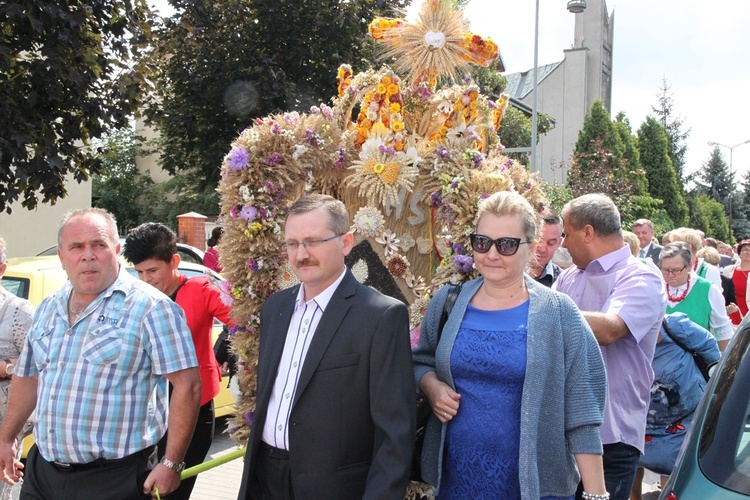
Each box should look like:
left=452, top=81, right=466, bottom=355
left=562, top=193, right=621, bottom=237
left=57, top=208, right=119, bottom=245
left=661, top=242, right=692, bottom=268
left=632, top=219, right=654, bottom=232
left=286, top=194, right=350, bottom=235
left=0, top=237, right=6, bottom=265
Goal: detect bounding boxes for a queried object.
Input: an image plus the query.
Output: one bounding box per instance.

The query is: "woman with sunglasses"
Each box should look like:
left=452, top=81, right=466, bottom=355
left=413, top=191, right=609, bottom=500
left=660, top=242, right=733, bottom=351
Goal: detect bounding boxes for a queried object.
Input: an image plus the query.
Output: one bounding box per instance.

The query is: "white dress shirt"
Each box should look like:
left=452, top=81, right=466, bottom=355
left=261, top=268, right=347, bottom=450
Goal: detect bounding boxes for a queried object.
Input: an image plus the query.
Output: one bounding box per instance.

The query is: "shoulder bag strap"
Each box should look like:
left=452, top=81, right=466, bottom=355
left=661, top=318, right=698, bottom=357
left=437, top=282, right=463, bottom=342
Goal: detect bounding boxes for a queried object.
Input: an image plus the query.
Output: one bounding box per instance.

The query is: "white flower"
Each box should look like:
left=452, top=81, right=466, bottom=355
left=405, top=273, right=426, bottom=297
left=404, top=146, right=422, bottom=167
left=353, top=206, right=386, bottom=238
left=238, top=185, right=254, bottom=202
left=292, top=144, right=309, bottom=160
left=399, top=234, right=416, bottom=251
left=352, top=259, right=369, bottom=283
left=366, top=109, right=379, bottom=121
left=375, top=230, right=400, bottom=257
left=359, top=137, right=385, bottom=160
left=446, top=122, right=470, bottom=141
left=437, top=99, right=453, bottom=114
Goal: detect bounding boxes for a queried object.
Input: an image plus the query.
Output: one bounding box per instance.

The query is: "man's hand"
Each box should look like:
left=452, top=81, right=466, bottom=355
left=143, top=463, right=181, bottom=498
left=0, top=439, right=22, bottom=486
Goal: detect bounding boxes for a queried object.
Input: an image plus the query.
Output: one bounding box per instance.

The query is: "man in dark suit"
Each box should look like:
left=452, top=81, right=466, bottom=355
left=632, top=219, right=662, bottom=265
left=237, top=194, right=415, bottom=500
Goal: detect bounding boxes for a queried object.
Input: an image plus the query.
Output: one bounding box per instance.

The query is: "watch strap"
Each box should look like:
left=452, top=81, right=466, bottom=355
left=160, top=456, right=185, bottom=474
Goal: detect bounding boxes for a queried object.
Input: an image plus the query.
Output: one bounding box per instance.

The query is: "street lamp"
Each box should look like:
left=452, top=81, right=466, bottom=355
left=707, top=138, right=750, bottom=229
left=530, top=1, right=586, bottom=173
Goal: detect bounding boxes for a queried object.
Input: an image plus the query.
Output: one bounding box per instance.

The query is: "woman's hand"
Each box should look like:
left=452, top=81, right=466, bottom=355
left=727, top=302, right=740, bottom=316
left=420, top=371, right=461, bottom=423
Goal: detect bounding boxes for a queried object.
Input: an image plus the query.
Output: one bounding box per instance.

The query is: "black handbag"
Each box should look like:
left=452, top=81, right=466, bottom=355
left=661, top=318, right=717, bottom=381
left=411, top=282, right=463, bottom=483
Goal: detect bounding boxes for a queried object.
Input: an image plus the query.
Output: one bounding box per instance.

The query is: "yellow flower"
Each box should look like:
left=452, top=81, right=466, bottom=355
left=389, top=102, right=401, bottom=113
left=373, top=163, right=386, bottom=174
left=376, top=84, right=387, bottom=94
left=250, top=222, right=263, bottom=234
left=381, top=75, right=392, bottom=85
left=379, top=163, right=401, bottom=185
left=392, top=120, right=405, bottom=132
left=387, top=83, right=399, bottom=95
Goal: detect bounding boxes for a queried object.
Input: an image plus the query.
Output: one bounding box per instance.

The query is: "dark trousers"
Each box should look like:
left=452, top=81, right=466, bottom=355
left=576, top=442, right=641, bottom=500
left=157, top=399, right=215, bottom=500
left=248, top=442, right=295, bottom=500
left=20, top=444, right=156, bottom=500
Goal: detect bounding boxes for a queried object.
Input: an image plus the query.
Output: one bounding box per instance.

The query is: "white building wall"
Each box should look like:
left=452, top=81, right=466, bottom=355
left=0, top=178, right=91, bottom=257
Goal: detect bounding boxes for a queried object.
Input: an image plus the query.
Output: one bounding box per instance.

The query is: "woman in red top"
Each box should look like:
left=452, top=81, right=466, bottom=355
left=723, top=239, right=750, bottom=325
left=204, top=227, right=223, bottom=272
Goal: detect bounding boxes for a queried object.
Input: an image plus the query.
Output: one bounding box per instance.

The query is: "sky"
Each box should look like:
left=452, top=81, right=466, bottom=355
left=151, top=0, right=750, bottom=182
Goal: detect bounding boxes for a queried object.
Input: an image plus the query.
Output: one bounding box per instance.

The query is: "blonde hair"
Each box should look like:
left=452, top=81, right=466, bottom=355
left=668, top=227, right=702, bottom=256
left=476, top=191, right=538, bottom=242
left=696, top=246, right=721, bottom=266
left=622, top=231, right=640, bottom=256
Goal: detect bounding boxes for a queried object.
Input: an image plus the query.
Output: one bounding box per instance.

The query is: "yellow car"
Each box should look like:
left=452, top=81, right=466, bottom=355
left=1, top=256, right=236, bottom=457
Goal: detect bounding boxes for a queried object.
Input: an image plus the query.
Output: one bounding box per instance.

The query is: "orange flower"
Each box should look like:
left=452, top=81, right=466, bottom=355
left=387, top=83, right=399, bottom=95
left=381, top=75, right=392, bottom=85
left=469, top=90, right=479, bottom=101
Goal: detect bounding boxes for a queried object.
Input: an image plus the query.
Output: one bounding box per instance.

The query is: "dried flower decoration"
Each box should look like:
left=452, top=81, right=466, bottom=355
left=347, top=151, right=418, bottom=206
left=352, top=206, right=386, bottom=238
left=386, top=254, right=410, bottom=277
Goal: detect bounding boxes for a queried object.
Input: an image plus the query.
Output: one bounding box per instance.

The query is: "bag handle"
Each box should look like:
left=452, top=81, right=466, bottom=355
left=436, top=282, right=463, bottom=343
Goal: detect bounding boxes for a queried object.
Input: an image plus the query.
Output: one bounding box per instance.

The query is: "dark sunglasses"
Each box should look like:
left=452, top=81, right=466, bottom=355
left=470, top=234, right=531, bottom=256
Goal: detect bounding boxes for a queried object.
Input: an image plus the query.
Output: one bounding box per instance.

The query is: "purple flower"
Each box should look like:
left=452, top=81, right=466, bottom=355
left=266, top=153, right=282, bottom=166
left=335, top=148, right=346, bottom=169
left=488, top=100, right=497, bottom=109
left=429, top=191, right=443, bottom=207
left=453, top=254, right=474, bottom=274
left=310, top=105, right=321, bottom=114
left=271, top=124, right=281, bottom=135
left=378, top=145, right=396, bottom=157
left=473, top=152, right=483, bottom=168
left=227, top=147, right=250, bottom=171
left=239, top=205, right=258, bottom=221
left=452, top=242, right=466, bottom=255
left=247, top=258, right=261, bottom=272
left=305, top=129, right=321, bottom=147
left=230, top=205, right=240, bottom=219
left=320, top=104, right=334, bottom=119
left=245, top=411, right=254, bottom=426
left=437, top=147, right=450, bottom=159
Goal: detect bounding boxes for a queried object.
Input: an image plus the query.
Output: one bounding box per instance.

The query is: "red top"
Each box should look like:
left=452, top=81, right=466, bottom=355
left=174, top=275, right=232, bottom=405
left=203, top=247, right=222, bottom=272
left=731, top=268, right=750, bottom=325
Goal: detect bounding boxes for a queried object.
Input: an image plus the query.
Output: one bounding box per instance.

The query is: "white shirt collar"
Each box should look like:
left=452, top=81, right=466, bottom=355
left=295, top=267, right=347, bottom=312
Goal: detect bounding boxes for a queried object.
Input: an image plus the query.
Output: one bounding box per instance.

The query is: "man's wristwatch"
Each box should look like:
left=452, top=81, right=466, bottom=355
left=160, top=456, right=186, bottom=474
left=4, top=360, right=14, bottom=377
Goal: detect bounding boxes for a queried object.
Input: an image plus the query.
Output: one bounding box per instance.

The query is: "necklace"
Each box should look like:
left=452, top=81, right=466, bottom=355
left=483, top=279, right=527, bottom=302
left=666, top=274, right=691, bottom=303
left=68, top=290, right=86, bottom=320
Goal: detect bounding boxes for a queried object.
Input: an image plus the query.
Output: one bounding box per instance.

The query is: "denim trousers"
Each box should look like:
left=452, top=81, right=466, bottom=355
left=576, top=442, right=641, bottom=500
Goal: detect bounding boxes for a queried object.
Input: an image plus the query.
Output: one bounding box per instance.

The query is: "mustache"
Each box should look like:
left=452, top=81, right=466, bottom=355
left=294, top=258, right=318, bottom=266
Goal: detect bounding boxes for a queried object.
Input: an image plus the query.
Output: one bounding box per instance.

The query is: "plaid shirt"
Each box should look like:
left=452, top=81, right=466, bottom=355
left=16, top=266, right=197, bottom=464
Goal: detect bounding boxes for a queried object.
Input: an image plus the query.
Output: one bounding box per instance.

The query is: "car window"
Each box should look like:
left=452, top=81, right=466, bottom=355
left=1, top=277, right=30, bottom=300
left=698, top=325, right=750, bottom=494
left=177, top=250, right=202, bottom=265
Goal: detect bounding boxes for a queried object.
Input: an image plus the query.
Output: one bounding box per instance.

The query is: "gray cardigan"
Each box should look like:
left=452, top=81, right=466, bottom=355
left=412, top=276, right=606, bottom=498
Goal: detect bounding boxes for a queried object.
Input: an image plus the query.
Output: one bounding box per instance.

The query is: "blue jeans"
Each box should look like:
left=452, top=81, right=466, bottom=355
left=576, top=442, right=641, bottom=500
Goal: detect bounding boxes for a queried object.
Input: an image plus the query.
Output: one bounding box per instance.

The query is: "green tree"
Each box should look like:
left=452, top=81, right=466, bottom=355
left=146, top=0, right=408, bottom=206
left=689, top=193, right=732, bottom=242
left=651, top=78, right=690, bottom=182
left=637, top=116, right=688, bottom=226
left=695, top=147, right=732, bottom=214
left=92, top=128, right=157, bottom=233
left=496, top=106, right=552, bottom=167
left=574, top=99, right=624, bottom=168
left=0, top=0, right=156, bottom=213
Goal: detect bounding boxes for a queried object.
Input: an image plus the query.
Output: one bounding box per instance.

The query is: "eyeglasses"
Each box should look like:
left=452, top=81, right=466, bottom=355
left=660, top=265, right=687, bottom=276
left=470, top=234, right=531, bottom=256
left=282, top=234, right=343, bottom=252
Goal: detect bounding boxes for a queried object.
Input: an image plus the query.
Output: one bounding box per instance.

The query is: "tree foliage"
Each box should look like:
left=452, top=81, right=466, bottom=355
left=146, top=0, right=408, bottom=207
left=0, top=0, right=156, bottom=213
left=496, top=106, right=552, bottom=167
left=651, top=77, right=690, bottom=182
left=687, top=192, right=732, bottom=242
left=637, top=116, right=688, bottom=227
left=695, top=146, right=733, bottom=213
left=92, top=128, right=157, bottom=233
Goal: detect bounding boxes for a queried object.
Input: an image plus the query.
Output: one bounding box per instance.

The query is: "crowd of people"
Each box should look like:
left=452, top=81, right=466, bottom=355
left=0, top=191, right=741, bottom=499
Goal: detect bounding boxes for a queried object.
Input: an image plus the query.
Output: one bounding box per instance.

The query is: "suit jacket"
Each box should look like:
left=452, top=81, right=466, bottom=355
left=644, top=243, right=663, bottom=265
left=238, top=270, right=415, bottom=500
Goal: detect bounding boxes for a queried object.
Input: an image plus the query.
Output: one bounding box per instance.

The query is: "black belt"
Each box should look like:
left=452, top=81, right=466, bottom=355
left=50, top=445, right=155, bottom=472
left=259, top=441, right=290, bottom=460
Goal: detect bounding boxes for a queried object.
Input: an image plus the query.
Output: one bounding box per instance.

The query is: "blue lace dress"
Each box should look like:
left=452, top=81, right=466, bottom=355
left=437, top=301, right=573, bottom=500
